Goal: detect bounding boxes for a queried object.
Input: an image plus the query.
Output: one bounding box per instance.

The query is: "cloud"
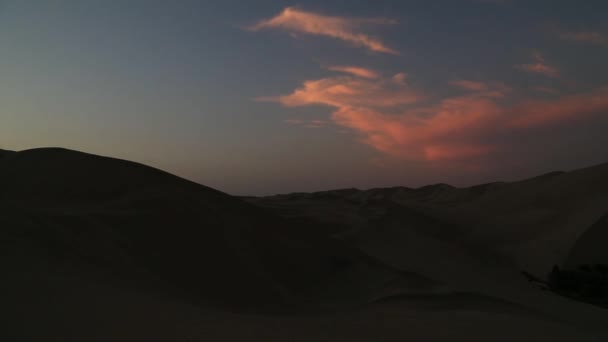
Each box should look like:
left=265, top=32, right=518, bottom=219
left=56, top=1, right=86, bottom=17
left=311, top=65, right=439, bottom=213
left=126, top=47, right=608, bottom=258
left=249, top=7, right=399, bottom=54
left=284, top=118, right=329, bottom=129
left=509, top=87, right=608, bottom=128
left=559, top=31, right=606, bottom=45
left=259, top=71, right=424, bottom=109
left=329, top=94, right=503, bottom=160
left=263, top=68, right=608, bottom=162
left=424, top=144, right=496, bottom=161
left=327, top=66, right=380, bottom=79
left=450, top=80, right=512, bottom=98
left=392, top=72, right=407, bottom=84
left=516, top=51, right=560, bottom=78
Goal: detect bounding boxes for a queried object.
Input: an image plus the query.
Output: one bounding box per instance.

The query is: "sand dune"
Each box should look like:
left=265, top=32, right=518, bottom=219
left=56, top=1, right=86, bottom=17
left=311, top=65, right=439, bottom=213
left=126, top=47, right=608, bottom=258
left=0, top=148, right=376, bottom=311
left=2, top=147, right=608, bottom=341
left=249, top=163, right=608, bottom=274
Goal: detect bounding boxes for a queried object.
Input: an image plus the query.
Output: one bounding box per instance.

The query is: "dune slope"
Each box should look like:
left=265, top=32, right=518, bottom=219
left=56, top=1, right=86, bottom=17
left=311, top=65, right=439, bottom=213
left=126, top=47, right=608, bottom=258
left=0, top=148, right=376, bottom=311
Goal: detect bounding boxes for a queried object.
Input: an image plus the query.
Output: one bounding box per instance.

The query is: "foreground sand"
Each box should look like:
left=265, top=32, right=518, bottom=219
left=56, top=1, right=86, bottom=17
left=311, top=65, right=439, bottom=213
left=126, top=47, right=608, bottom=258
left=3, top=256, right=605, bottom=342
left=2, top=148, right=608, bottom=341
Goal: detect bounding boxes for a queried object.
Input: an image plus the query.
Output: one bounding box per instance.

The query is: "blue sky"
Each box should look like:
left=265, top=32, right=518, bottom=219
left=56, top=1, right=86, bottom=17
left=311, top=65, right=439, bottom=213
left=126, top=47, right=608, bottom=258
left=2, top=1, right=608, bottom=194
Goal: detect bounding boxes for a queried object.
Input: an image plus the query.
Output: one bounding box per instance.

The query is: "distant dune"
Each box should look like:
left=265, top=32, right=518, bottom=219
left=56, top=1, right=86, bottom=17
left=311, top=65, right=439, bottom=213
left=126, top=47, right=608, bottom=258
left=248, top=162, right=608, bottom=275
left=2, top=148, right=608, bottom=341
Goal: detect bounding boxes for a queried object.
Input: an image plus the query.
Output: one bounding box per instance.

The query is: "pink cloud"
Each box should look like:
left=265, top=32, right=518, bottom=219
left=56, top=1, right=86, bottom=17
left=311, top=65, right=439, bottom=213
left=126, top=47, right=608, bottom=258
left=329, top=94, right=503, bottom=159
left=516, top=51, right=560, bottom=78
left=510, top=87, right=608, bottom=128
left=264, top=68, right=608, bottom=162
left=559, top=31, right=606, bottom=45
left=327, top=65, right=380, bottom=79
left=424, top=144, right=495, bottom=161
left=259, top=72, right=424, bottom=109
left=249, top=7, right=399, bottom=54
left=392, top=73, right=407, bottom=84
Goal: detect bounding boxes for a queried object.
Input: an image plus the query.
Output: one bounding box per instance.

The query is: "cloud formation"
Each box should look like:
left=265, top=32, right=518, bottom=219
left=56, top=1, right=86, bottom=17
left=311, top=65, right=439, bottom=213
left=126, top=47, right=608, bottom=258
left=327, top=65, right=380, bottom=79
left=249, top=7, right=398, bottom=54
left=450, top=80, right=512, bottom=98
left=264, top=68, right=608, bottom=162
left=259, top=71, right=423, bottom=108
left=509, top=88, right=608, bottom=128
left=559, top=31, right=606, bottom=45
left=516, top=51, right=560, bottom=78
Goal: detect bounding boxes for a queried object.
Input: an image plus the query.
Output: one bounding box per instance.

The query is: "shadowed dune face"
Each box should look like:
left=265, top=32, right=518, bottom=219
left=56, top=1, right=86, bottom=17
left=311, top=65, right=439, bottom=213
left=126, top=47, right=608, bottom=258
left=0, top=148, right=373, bottom=311
left=0, top=149, right=15, bottom=159
left=566, top=214, right=608, bottom=267
left=0, top=148, right=228, bottom=203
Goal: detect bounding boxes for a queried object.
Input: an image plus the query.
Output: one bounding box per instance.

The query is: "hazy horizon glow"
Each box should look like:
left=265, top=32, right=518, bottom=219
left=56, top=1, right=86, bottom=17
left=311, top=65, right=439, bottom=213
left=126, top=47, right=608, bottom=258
left=2, top=1, right=608, bottom=195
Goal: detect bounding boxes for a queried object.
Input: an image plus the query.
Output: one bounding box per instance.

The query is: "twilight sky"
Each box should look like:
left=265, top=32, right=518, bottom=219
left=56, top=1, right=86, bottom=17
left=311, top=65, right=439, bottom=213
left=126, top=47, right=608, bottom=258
left=2, top=0, right=608, bottom=195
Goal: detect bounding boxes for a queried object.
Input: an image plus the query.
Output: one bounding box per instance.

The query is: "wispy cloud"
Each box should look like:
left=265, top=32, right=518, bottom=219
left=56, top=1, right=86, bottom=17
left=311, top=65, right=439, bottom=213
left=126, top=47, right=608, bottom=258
left=284, top=118, right=329, bottom=128
left=559, top=31, right=606, bottom=45
left=327, top=65, right=380, bottom=79
left=258, top=70, right=423, bottom=109
left=249, top=7, right=399, bottom=54
left=263, top=67, right=608, bottom=162
left=450, top=80, right=512, bottom=98
left=516, top=51, right=560, bottom=78
left=509, top=87, right=608, bottom=128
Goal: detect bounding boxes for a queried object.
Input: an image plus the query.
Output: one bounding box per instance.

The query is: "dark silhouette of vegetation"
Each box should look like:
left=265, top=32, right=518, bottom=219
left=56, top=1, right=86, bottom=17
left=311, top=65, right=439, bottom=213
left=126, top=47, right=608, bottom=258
left=521, top=271, right=549, bottom=290
left=545, top=264, right=608, bottom=307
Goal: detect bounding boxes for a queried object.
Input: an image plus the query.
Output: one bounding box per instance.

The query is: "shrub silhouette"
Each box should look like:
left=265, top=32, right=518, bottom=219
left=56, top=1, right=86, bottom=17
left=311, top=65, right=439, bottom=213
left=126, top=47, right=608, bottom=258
left=547, top=264, right=608, bottom=307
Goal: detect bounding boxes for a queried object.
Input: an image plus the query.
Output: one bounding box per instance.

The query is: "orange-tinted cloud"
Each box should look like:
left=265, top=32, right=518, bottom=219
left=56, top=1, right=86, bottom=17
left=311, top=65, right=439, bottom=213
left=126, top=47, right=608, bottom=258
left=424, top=144, right=496, bottom=161
left=249, top=7, right=398, bottom=54
left=510, top=87, right=608, bottom=128
left=329, top=96, right=501, bottom=160
left=264, top=68, right=608, bottom=162
left=259, top=71, right=424, bottom=108
left=327, top=65, right=380, bottom=79
left=516, top=51, right=560, bottom=78
left=559, top=31, right=606, bottom=45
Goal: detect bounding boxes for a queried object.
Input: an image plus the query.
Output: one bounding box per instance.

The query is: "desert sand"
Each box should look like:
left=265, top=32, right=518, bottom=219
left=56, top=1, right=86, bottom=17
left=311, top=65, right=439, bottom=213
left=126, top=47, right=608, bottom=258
left=2, top=148, right=608, bottom=341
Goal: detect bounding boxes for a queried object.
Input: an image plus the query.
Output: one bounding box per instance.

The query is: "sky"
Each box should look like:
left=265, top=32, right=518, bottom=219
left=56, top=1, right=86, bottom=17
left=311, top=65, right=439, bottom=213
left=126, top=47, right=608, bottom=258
left=2, top=0, right=608, bottom=195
